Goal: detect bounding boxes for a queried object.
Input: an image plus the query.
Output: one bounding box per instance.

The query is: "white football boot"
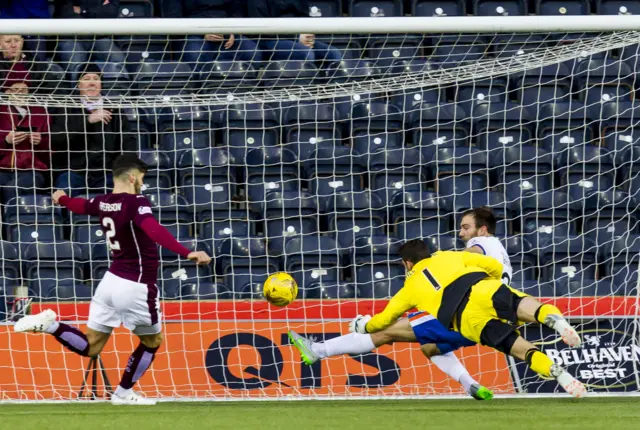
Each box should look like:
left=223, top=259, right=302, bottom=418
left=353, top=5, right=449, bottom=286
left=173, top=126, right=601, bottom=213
left=544, top=314, right=582, bottom=348
left=288, top=330, right=321, bottom=365
left=111, top=390, right=157, bottom=406
left=14, top=309, right=57, bottom=333
left=551, top=364, right=587, bottom=398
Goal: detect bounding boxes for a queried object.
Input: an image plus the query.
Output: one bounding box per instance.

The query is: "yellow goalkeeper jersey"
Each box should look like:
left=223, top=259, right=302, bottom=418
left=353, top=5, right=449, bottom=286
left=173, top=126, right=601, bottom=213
left=365, top=251, right=504, bottom=333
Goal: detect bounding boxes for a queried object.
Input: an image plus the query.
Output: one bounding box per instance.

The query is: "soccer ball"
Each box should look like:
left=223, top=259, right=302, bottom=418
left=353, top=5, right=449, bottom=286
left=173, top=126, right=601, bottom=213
left=263, top=272, right=298, bottom=307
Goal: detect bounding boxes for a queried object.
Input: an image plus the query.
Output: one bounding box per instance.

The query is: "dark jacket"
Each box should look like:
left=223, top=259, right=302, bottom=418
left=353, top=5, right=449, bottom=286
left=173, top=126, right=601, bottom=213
left=0, top=104, right=51, bottom=171
left=50, top=106, right=136, bottom=178
left=162, top=0, right=246, bottom=18
left=54, top=0, right=120, bottom=19
left=0, top=0, right=51, bottom=19
left=247, top=0, right=309, bottom=40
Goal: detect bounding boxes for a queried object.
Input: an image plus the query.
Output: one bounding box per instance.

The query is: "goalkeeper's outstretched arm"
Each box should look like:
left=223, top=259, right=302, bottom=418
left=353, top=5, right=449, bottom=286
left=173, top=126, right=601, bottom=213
left=364, top=287, right=415, bottom=333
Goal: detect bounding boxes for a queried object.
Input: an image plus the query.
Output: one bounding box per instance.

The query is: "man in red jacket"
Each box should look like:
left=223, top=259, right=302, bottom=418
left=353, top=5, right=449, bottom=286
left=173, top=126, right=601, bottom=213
left=0, top=70, right=50, bottom=201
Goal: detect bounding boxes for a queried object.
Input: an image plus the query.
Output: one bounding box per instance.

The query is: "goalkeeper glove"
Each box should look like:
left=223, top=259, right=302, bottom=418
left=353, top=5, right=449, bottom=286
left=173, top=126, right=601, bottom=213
left=349, top=314, right=372, bottom=334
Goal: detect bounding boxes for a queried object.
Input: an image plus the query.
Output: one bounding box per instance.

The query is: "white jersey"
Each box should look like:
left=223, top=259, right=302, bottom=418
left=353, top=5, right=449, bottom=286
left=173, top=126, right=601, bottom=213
left=467, top=236, right=513, bottom=284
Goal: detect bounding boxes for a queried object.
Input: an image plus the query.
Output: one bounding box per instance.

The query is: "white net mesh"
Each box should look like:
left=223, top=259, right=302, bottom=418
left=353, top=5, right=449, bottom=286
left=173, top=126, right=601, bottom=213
left=0, top=27, right=639, bottom=400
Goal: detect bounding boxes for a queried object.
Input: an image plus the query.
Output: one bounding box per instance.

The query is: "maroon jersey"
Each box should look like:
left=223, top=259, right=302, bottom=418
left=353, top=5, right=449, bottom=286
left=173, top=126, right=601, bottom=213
left=87, top=193, right=158, bottom=284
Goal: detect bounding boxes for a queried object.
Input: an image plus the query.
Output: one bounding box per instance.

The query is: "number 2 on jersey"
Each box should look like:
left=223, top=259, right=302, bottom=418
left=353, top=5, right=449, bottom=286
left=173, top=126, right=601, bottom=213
left=102, top=217, right=121, bottom=251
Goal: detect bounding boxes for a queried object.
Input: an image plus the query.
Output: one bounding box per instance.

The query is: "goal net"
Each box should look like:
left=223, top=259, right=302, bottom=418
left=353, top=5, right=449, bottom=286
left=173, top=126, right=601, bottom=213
left=1, top=17, right=639, bottom=401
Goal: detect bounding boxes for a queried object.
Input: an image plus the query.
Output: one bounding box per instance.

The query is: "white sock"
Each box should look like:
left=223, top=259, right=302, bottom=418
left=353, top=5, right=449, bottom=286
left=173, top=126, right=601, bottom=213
left=311, top=333, right=375, bottom=358
left=430, top=352, right=477, bottom=392
left=44, top=321, right=59, bottom=334
left=114, top=385, right=133, bottom=397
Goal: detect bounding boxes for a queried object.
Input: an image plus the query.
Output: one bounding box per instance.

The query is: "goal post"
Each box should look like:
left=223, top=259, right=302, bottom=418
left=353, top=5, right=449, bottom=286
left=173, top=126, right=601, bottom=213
left=0, top=17, right=639, bottom=401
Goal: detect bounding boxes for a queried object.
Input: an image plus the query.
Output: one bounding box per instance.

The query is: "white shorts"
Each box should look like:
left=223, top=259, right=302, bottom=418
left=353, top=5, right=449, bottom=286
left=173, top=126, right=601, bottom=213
left=88, top=271, right=162, bottom=335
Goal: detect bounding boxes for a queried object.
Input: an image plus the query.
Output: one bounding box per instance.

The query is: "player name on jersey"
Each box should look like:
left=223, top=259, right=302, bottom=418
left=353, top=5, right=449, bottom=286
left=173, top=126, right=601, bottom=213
left=99, top=202, right=123, bottom=212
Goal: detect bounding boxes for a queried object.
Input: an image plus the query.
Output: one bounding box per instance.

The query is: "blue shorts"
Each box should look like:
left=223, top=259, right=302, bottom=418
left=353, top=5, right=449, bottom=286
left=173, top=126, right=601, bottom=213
left=408, top=312, right=476, bottom=354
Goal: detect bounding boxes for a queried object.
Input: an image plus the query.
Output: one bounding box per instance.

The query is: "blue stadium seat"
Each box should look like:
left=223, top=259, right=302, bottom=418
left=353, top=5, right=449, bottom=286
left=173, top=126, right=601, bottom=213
left=133, top=60, right=194, bottom=96
left=552, top=277, right=600, bottom=297
left=389, top=86, right=443, bottom=119
left=350, top=102, right=403, bottom=143
left=45, top=282, right=93, bottom=301
left=357, top=278, right=404, bottom=298
left=218, top=238, right=280, bottom=291
left=245, top=147, right=299, bottom=203
left=575, top=59, right=635, bottom=104
left=144, top=192, right=190, bottom=225
left=177, top=282, right=227, bottom=300
left=4, top=196, right=64, bottom=250
left=304, top=282, right=357, bottom=299
left=219, top=103, right=279, bottom=163
left=538, top=102, right=591, bottom=154
left=304, top=146, right=365, bottom=206
left=261, top=61, right=319, bottom=87
left=473, top=103, right=533, bottom=150
left=118, top=36, right=172, bottom=68
left=157, top=105, right=211, bottom=133
left=159, top=240, right=212, bottom=289
left=492, top=146, right=553, bottom=197
left=536, top=0, right=590, bottom=14
left=258, top=191, right=319, bottom=253
left=352, top=134, right=402, bottom=154
left=352, top=236, right=404, bottom=289
left=366, top=147, right=425, bottom=202
left=96, top=61, right=130, bottom=97
left=87, top=243, right=110, bottom=286
left=430, top=148, right=488, bottom=183
left=159, top=130, right=212, bottom=167
left=308, top=0, right=343, bottom=16
left=502, top=236, right=536, bottom=283
left=198, top=214, right=253, bottom=258
left=474, top=0, right=527, bottom=16
left=450, top=191, right=511, bottom=237
left=283, top=102, right=342, bottom=160
left=354, top=265, right=405, bottom=292
left=391, top=191, right=451, bottom=240
left=410, top=103, right=469, bottom=155
left=616, top=144, right=640, bottom=173
left=122, top=107, right=153, bottom=149
left=430, top=35, right=487, bottom=68
left=602, top=234, right=640, bottom=291
left=70, top=224, right=107, bottom=257
left=325, top=59, right=381, bottom=84
left=232, top=282, right=265, bottom=300
left=512, top=63, right=571, bottom=104
left=284, top=236, right=343, bottom=292
left=326, top=192, right=385, bottom=247
left=412, top=0, right=465, bottom=16
left=389, top=59, right=439, bottom=78
left=367, top=37, right=421, bottom=68
left=119, top=0, right=154, bottom=17
left=178, top=148, right=235, bottom=216
left=455, top=78, right=507, bottom=116
left=555, top=145, right=614, bottom=190
left=0, top=241, right=20, bottom=286
left=349, top=0, right=403, bottom=16
left=520, top=190, right=576, bottom=247
left=24, top=242, right=84, bottom=292
left=424, top=235, right=464, bottom=252
left=579, top=191, right=638, bottom=239
left=198, top=61, right=259, bottom=90
left=138, top=150, right=172, bottom=194
left=437, top=174, right=488, bottom=198
left=539, top=235, right=598, bottom=282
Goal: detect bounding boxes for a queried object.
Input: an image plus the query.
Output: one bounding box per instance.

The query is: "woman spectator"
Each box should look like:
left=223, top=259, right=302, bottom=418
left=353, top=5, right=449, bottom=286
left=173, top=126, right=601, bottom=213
left=0, top=70, right=50, bottom=202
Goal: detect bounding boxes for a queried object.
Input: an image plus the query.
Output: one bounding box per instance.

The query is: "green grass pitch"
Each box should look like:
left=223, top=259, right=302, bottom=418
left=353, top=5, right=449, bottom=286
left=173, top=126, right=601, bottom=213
left=1, top=397, right=639, bottom=430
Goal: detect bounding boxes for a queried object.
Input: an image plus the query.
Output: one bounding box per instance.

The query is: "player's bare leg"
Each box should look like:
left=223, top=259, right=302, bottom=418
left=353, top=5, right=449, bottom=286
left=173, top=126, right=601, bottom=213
left=516, top=297, right=581, bottom=348
left=111, top=332, right=163, bottom=406
left=14, top=309, right=110, bottom=357
left=509, top=335, right=586, bottom=398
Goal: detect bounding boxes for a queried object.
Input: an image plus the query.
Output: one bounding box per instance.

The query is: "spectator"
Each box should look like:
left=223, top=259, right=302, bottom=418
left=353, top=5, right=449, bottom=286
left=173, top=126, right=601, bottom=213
left=51, top=64, right=136, bottom=194
left=247, top=0, right=342, bottom=67
left=0, top=0, right=50, bottom=60
left=0, top=35, right=47, bottom=86
left=0, top=70, right=50, bottom=201
left=53, top=0, right=126, bottom=78
left=162, top=0, right=261, bottom=69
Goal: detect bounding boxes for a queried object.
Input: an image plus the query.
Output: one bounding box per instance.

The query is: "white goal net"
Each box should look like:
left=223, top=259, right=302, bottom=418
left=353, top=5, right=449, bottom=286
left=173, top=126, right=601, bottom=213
left=0, top=17, right=639, bottom=401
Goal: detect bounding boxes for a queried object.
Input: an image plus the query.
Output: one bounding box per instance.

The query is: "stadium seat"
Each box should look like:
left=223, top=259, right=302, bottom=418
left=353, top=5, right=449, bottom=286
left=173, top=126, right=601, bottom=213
left=520, top=190, right=576, bottom=247
left=391, top=191, right=451, bottom=240
left=474, top=0, right=527, bottom=16
left=455, top=78, right=507, bottom=116
left=350, top=102, right=403, bottom=143
left=138, top=150, right=172, bottom=194
left=539, top=235, right=598, bottom=282
left=308, top=0, right=343, bottom=16
left=261, top=61, right=318, bottom=87
left=450, top=191, right=512, bottom=237
left=595, top=101, right=640, bottom=144
left=352, top=134, right=402, bottom=154
left=511, top=280, right=551, bottom=296
left=326, top=192, right=385, bottom=247
left=597, top=0, right=640, bottom=15
left=575, top=59, right=635, bottom=104
left=284, top=236, right=343, bottom=292
left=349, top=0, right=403, bottom=16
left=409, top=103, right=469, bottom=155
left=177, top=282, right=227, bottom=300
left=357, top=278, right=404, bottom=299
left=198, top=62, right=259, bottom=91
left=178, top=148, right=236, bottom=216
left=366, top=37, right=421, bottom=68
left=159, top=240, right=212, bottom=290
left=144, top=192, right=191, bottom=226
left=70, top=224, right=107, bottom=257
left=4, top=196, right=64, bottom=250
left=537, top=103, right=591, bottom=155
left=245, top=147, right=300, bottom=203
left=555, top=146, right=614, bottom=190
left=218, top=103, right=279, bottom=164
left=0, top=241, right=20, bottom=286
left=366, top=147, right=425, bottom=202
left=304, top=282, right=357, bottom=299
left=24, top=242, right=84, bottom=292
left=218, top=237, right=280, bottom=279
left=232, top=282, right=265, bottom=300
left=602, top=234, right=640, bottom=290
left=283, top=102, right=342, bottom=160
left=351, top=235, right=404, bottom=291
left=258, top=191, right=319, bottom=253
left=119, top=0, right=154, bottom=17
left=535, top=0, right=590, bottom=14
left=325, top=59, right=381, bottom=84
left=430, top=35, right=487, bottom=68
left=45, top=283, right=93, bottom=301
left=491, top=146, right=553, bottom=197
left=96, top=61, right=130, bottom=97
left=412, top=0, right=465, bottom=16
left=133, top=60, right=194, bottom=96
left=579, top=191, right=638, bottom=239
left=502, top=236, right=537, bottom=283
left=430, top=147, right=488, bottom=182
left=436, top=174, right=488, bottom=198
left=118, top=35, right=172, bottom=69
left=304, top=146, right=366, bottom=206
left=473, top=103, right=534, bottom=150
left=388, top=86, right=443, bottom=119
left=512, top=63, right=571, bottom=104
left=198, top=215, right=253, bottom=258
left=424, top=235, right=464, bottom=253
